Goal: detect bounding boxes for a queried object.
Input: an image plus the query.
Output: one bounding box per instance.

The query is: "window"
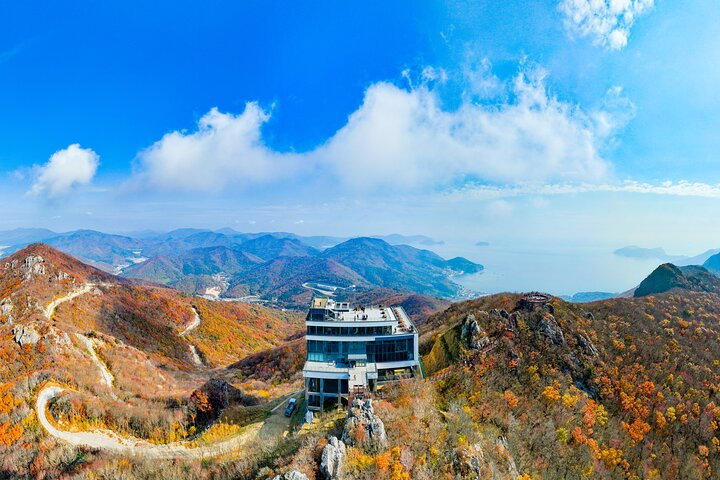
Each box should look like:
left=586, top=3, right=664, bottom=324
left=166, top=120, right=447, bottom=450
left=367, top=336, right=415, bottom=363
left=323, top=378, right=340, bottom=394
left=307, top=377, right=320, bottom=392
left=306, top=325, right=393, bottom=336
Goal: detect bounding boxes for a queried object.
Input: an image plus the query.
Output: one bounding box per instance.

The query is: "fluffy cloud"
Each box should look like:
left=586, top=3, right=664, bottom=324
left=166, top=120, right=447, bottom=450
left=559, top=0, right=654, bottom=50
left=135, top=66, right=623, bottom=194
left=29, top=144, right=99, bottom=198
left=314, top=70, right=613, bottom=189
left=135, top=104, right=299, bottom=191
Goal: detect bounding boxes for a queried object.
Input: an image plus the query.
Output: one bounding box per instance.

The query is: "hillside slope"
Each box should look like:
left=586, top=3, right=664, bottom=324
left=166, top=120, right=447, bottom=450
left=703, top=251, right=720, bottom=274
left=634, top=263, right=720, bottom=297
left=418, top=288, right=720, bottom=479
left=226, top=256, right=371, bottom=304
left=0, top=244, right=303, bottom=478
left=321, top=237, right=482, bottom=297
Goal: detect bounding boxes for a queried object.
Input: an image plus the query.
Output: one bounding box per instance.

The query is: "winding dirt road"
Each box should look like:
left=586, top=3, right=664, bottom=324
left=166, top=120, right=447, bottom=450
left=181, top=306, right=203, bottom=366
left=180, top=307, right=201, bottom=337
left=76, top=333, right=115, bottom=389
left=37, top=294, right=297, bottom=458
left=44, top=284, right=96, bottom=319
left=36, top=385, right=296, bottom=459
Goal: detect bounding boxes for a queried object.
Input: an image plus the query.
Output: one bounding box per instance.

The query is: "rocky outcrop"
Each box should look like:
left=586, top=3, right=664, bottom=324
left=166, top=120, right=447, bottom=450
left=272, top=471, right=309, bottom=480
left=452, top=443, right=485, bottom=479
left=13, top=325, right=40, bottom=346
left=23, top=255, right=46, bottom=279
left=576, top=332, right=599, bottom=357
left=341, top=399, right=387, bottom=453
left=320, top=436, right=346, bottom=480
left=461, top=314, right=490, bottom=350
left=0, top=299, right=13, bottom=324
left=1, top=300, right=12, bottom=315
left=536, top=314, right=565, bottom=346
left=496, top=436, right=520, bottom=480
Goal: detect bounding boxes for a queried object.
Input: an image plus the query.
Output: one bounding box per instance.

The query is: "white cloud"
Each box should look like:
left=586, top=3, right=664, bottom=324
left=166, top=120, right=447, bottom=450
left=446, top=180, right=720, bottom=201
left=29, top=144, right=99, bottom=198
left=135, top=104, right=300, bottom=191
left=559, top=0, right=654, bottom=50
left=314, top=69, right=613, bottom=189
left=135, top=66, right=622, bottom=193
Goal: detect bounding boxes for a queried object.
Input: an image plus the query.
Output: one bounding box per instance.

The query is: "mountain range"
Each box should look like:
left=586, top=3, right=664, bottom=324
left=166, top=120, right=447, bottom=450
left=0, top=229, right=481, bottom=305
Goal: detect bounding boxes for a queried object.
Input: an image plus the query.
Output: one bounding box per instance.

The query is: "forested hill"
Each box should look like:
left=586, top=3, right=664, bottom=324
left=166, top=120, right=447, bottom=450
left=418, top=288, right=720, bottom=479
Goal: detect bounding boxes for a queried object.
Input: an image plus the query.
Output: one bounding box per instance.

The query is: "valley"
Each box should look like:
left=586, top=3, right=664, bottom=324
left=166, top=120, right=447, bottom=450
left=0, top=229, right=483, bottom=307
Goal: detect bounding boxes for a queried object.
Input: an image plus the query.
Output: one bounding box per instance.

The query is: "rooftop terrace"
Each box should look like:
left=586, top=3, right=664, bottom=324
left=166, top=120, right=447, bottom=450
left=308, top=298, right=417, bottom=333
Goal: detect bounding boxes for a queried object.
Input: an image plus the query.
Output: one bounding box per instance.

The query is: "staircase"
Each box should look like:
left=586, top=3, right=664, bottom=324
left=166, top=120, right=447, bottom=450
left=348, top=385, right=367, bottom=409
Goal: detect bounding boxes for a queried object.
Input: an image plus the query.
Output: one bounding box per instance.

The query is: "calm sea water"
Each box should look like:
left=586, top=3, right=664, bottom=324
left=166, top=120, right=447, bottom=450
left=441, top=244, right=664, bottom=297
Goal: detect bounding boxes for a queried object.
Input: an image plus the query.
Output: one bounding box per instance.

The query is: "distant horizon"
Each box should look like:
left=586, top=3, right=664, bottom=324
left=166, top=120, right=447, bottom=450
left=1, top=225, right=715, bottom=298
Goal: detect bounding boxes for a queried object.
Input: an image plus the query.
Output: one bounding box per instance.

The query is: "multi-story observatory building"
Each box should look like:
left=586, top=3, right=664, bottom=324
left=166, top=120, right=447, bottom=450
left=302, top=297, right=421, bottom=412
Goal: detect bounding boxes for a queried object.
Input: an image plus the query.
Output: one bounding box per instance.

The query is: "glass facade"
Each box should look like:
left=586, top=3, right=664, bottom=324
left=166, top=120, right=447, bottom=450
left=306, top=325, right=393, bottom=336
left=367, top=337, right=414, bottom=363
left=307, top=336, right=415, bottom=363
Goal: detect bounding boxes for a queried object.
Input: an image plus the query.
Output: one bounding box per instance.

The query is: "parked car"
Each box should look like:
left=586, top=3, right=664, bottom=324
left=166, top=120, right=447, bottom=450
left=284, top=397, right=297, bottom=417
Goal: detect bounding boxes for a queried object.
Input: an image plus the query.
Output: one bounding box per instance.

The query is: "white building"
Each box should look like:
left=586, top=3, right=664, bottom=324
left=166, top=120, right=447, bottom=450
left=302, top=297, right=421, bottom=412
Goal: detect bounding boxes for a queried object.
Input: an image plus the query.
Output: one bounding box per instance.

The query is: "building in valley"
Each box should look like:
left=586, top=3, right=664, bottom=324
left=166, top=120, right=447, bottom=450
left=302, top=297, right=421, bottom=412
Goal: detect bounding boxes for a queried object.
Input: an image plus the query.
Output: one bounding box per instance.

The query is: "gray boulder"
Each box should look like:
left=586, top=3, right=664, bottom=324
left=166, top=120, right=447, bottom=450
left=320, top=436, right=346, bottom=479
left=452, top=443, right=485, bottom=479
left=576, top=332, right=599, bottom=357
left=13, top=325, right=40, bottom=346
left=342, top=399, right=387, bottom=453
left=0, top=300, right=13, bottom=324
left=272, top=471, right=309, bottom=480
left=23, top=255, right=46, bottom=279
left=536, top=314, right=565, bottom=346
left=461, top=314, right=490, bottom=350
left=1, top=300, right=12, bottom=316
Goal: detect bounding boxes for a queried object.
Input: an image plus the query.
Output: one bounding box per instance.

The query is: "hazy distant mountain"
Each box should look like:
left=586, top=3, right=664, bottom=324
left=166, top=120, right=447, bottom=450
left=372, top=234, right=444, bottom=246
left=237, top=235, right=319, bottom=260
left=560, top=291, right=617, bottom=303
left=215, top=229, right=346, bottom=249
left=0, top=228, right=56, bottom=246
left=613, top=245, right=686, bottom=262
left=123, top=246, right=263, bottom=285
left=42, top=230, right=143, bottom=271
left=475, top=241, right=490, bottom=247
left=682, top=248, right=720, bottom=267
left=0, top=227, right=478, bottom=303
left=703, top=252, right=720, bottom=274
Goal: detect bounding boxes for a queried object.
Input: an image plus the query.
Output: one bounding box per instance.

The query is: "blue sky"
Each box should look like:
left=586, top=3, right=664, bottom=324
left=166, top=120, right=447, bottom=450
left=1, top=0, right=720, bottom=279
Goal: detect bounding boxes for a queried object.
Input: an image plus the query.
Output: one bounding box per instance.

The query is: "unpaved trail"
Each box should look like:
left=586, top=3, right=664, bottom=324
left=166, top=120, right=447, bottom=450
left=44, top=283, right=96, bottom=319
left=180, top=306, right=201, bottom=336
left=76, top=333, right=115, bottom=390
left=36, top=386, right=295, bottom=459
left=181, top=306, right=203, bottom=366
left=188, top=345, right=202, bottom=366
